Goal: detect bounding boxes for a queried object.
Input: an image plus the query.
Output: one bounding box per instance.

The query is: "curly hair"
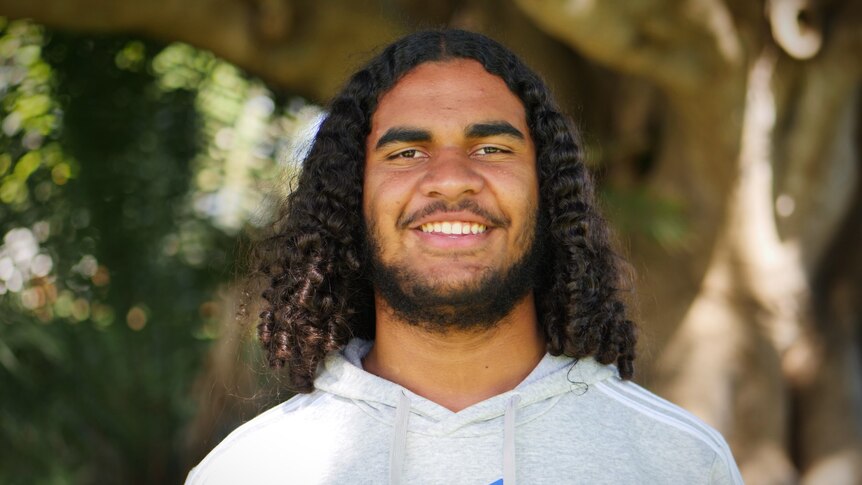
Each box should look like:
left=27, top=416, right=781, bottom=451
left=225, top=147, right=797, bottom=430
left=255, top=29, right=637, bottom=392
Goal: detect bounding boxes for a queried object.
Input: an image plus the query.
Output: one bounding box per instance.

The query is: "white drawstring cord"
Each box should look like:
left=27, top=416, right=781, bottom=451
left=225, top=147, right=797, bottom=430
left=389, top=391, right=411, bottom=485
left=503, top=394, right=521, bottom=485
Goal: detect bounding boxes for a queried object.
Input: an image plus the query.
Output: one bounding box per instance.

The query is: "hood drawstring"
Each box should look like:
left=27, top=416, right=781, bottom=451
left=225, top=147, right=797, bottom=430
left=390, top=391, right=411, bottom=485
left=503, top=394, right=521, bottom=485
left=389, top=392, right=521, bottom=485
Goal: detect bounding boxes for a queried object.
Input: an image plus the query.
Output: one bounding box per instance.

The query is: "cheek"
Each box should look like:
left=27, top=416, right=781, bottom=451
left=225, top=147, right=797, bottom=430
left=489, top=168, right=539, bottom=248
left=362, top=174, right=387, bottom=222
left=363, top=183, right=412, bottom=261
left=361, top=185, right=374, bottom=223
left=364, top=172, right=415, bottom=221
left=487, top=166, right=539, bottom=209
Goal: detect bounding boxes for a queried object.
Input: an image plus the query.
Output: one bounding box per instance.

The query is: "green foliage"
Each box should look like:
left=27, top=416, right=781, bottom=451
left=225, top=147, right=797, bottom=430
left=601, top=187, right=690, bottom=251
left=0, top=20, right=286, bottom=484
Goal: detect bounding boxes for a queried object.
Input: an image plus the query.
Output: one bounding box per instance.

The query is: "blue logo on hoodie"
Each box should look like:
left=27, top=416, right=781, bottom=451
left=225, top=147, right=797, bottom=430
left=489, top=480, right=504, bottom=485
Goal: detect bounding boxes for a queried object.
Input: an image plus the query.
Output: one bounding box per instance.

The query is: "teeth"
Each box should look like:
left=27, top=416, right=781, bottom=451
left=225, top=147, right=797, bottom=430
left=420, top=221, right=487, bottom=234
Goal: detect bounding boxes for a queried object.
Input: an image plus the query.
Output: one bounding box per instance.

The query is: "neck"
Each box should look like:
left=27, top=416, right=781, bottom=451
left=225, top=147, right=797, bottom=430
left=362, top=293, right=546, bottom=412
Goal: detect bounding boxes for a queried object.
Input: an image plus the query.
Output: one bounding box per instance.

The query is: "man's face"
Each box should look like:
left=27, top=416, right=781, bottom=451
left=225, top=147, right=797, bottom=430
left=363, top=58, right=541, bottom=329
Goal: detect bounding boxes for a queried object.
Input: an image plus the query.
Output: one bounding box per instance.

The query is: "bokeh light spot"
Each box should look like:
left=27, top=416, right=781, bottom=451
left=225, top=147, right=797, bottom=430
left=91, top=265, right=110, bottom=287
left=70, top=298, right=90, bottom=322
left=126, top=305, right=147, bottom=331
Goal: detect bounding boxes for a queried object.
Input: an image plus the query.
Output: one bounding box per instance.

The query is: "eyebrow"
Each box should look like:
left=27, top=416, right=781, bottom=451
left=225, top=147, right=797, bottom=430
left=373, top=121, right=525, bottom=150
left=375, top=127, right=432, bottom=150
left=465, top=121, right=525, bottom=140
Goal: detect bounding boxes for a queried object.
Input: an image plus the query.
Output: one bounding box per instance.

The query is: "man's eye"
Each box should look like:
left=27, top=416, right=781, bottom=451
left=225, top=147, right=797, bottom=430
left=477, top=146, right=507, bottom=155
left=391, top=149, right=418, bottom=159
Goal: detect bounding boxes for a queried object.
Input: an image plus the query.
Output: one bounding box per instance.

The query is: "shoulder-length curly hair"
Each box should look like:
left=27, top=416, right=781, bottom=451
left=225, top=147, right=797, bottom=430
left=255, top=29, right=636, bottom=392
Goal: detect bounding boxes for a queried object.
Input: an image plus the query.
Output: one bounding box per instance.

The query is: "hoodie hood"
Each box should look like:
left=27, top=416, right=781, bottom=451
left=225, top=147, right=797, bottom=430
left=187, top=337, right=742, bottom=485
left=315, top=339, right=621, bottom=484
left=314, top=338, right=618, bottom=437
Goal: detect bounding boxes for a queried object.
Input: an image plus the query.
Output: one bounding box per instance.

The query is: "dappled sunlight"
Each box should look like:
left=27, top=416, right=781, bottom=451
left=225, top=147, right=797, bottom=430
left=0, top=18, right=324, bottom=483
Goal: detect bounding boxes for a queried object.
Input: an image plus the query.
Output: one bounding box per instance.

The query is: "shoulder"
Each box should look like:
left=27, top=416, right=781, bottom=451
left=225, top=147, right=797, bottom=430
left=588, top=377, right=743, bottom=484
left=184, top=391, right=341, bottom=485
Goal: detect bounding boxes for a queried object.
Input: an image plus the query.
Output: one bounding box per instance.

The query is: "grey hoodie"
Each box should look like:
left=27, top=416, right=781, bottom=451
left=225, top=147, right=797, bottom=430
left=186, top=339, right=743, bottom=484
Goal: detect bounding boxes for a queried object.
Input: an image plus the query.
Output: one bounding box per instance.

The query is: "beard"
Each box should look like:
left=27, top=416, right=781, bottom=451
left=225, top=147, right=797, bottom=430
left=366, top=209, right=546, bottom=333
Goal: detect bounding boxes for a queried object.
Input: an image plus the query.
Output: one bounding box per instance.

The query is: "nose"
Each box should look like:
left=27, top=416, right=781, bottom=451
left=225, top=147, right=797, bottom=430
left=418, top=148, right=485, bottom=201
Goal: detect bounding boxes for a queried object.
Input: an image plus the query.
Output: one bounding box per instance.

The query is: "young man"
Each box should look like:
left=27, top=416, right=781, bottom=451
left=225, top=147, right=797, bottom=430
left=187, top=30, right=742, bottom=484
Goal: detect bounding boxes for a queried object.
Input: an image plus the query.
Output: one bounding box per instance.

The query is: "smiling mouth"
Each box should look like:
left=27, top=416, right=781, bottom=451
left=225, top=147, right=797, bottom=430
left=419, top=221, right=488, bottom=235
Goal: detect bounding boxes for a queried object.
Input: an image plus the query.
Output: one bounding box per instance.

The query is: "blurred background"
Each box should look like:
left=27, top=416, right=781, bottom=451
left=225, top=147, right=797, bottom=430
left=0, top=1, right=859, bottom=484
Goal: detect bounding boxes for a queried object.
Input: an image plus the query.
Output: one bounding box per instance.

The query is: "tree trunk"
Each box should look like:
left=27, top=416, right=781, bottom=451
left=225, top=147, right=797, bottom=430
left=514, top=1, right=862, bottom=483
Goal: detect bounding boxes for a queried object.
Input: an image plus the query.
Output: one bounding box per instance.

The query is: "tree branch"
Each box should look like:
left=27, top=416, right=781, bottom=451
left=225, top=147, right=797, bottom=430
left=512, top=0, right=744, bottom=92
left=0, top=0, right=407, bottom=100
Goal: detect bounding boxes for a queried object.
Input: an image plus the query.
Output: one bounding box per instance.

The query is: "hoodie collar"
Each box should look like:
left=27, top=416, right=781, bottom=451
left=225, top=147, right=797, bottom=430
left=315, top=338, right=620, bottom=485
left=314, top=338, right=618, bottom=431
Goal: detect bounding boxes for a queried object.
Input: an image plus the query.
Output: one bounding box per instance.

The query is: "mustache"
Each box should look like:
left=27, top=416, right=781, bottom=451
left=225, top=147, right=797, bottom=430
left=398, top=199, right=510, bottom=229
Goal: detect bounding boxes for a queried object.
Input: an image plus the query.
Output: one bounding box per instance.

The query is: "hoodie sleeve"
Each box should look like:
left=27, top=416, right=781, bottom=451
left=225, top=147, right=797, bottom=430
left=708, top=451, right=745, bottom=485
left=184, top=466, right=200, bottom=485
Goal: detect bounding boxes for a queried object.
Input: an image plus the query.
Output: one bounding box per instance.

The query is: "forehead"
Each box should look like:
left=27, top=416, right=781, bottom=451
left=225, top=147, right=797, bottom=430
left=370, top=59, right=528, bottom=135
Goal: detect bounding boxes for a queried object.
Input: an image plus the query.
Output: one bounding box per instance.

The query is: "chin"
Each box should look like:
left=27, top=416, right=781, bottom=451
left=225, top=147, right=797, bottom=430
left=413, top=271, right=492, bottom=295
